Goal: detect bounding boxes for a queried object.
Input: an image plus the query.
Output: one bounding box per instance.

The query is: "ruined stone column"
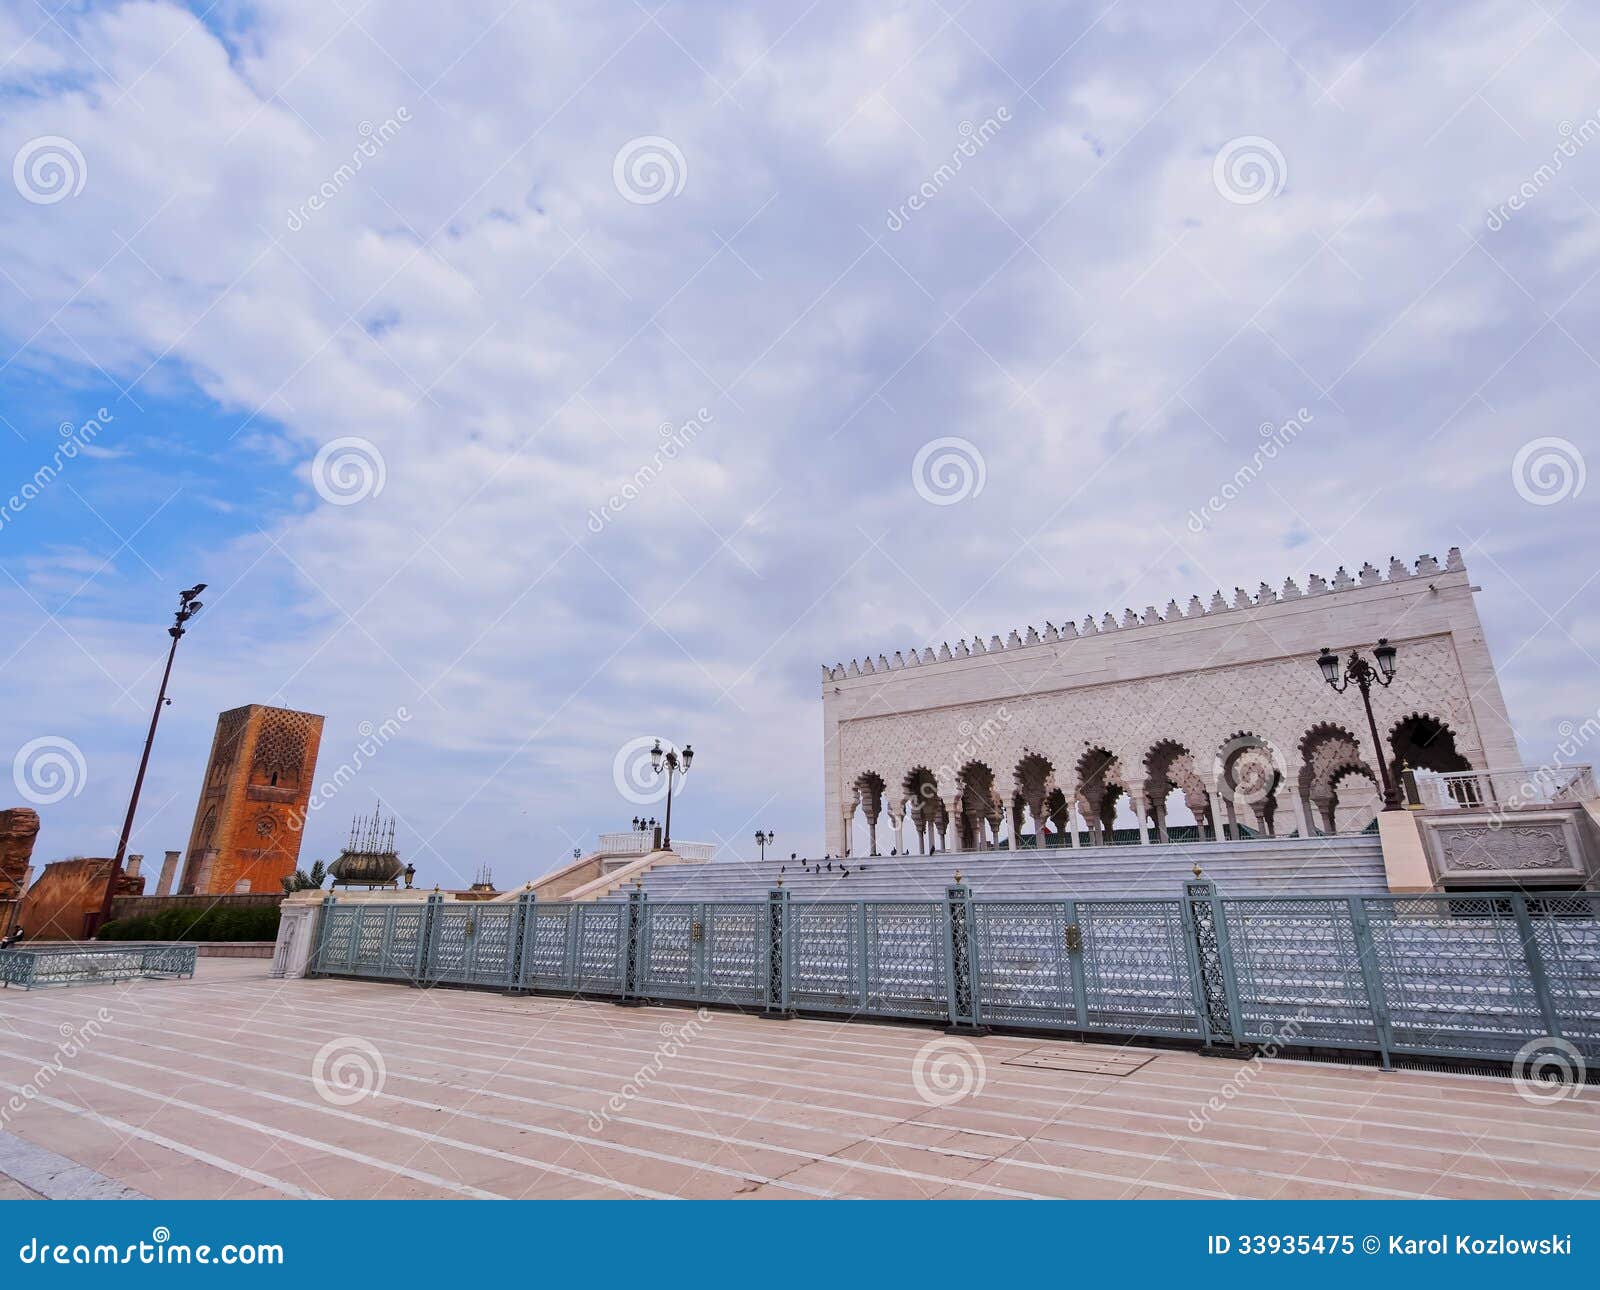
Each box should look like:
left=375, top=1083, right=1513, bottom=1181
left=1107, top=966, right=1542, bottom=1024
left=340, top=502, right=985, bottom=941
left=156, top=850, right=179, bottom=897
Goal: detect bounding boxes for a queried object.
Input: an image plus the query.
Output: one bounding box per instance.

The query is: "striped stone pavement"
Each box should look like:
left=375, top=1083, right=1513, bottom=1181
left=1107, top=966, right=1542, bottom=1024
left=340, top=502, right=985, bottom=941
left=0, top=960, right=1592, bottom=1200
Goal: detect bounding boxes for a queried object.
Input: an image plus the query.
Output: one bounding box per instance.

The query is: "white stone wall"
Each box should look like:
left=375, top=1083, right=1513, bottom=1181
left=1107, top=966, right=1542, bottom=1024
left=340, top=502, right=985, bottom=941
left=820, top=551, right=1520, bottom=853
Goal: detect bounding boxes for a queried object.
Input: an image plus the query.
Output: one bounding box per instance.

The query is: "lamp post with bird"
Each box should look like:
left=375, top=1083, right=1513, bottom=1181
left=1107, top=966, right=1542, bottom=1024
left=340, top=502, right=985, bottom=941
left=91, top=584, right=207, bottom=935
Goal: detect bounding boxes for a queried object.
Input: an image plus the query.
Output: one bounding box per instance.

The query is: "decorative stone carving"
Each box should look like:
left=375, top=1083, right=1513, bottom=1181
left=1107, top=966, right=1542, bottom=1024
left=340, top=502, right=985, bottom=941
left=1434, top=822, right=1572, bottom=872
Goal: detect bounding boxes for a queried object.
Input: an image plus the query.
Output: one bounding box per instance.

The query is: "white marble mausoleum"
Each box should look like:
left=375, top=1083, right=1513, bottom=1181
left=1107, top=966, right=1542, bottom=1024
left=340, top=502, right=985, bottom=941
left=820, top=550, right=1520, bottom=858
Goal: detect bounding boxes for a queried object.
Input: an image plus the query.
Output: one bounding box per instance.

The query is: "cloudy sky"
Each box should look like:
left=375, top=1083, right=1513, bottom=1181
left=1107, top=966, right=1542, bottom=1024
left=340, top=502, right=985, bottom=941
left=1, top=0, right=1595, bottom=887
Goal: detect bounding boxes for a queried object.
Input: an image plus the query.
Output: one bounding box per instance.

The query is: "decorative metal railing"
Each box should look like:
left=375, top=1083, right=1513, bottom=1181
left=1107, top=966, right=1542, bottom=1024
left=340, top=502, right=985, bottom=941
left=0, top=944, right=198, bottom=990
left=307, top=888, right=1600, bottom=1066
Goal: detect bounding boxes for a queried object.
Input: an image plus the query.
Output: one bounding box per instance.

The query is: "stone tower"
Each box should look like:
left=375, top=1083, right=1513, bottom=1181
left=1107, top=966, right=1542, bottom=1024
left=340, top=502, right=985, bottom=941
left=180, top=704, right=325, bottom=895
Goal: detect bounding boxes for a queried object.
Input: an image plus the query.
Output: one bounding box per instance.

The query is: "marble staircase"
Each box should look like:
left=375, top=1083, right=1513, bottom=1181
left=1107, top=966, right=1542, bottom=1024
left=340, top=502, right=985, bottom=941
left=602, top=835, right=1389, bottom=902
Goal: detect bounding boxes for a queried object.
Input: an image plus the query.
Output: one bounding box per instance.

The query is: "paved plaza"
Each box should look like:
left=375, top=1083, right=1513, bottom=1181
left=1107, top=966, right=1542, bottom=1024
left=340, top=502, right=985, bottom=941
left=0, top=960, right=1592, bottom=1200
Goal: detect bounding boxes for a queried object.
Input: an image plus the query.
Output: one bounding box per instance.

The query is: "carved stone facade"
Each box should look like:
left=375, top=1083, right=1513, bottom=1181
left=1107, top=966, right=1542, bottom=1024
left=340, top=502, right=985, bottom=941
left=181, top=704, right=324, bottom=895
left=821, top=550, right=1520, bottom=857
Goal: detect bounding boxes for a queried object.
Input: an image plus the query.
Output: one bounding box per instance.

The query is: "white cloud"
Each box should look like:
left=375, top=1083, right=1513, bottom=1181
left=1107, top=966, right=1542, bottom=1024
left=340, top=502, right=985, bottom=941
left=1, top=1, right=1596, bottom=882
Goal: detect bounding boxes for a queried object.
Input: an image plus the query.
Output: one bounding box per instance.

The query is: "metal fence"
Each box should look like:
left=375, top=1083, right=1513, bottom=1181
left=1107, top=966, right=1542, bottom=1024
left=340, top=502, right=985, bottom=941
left=308, top=884, right=1600, bottom=1066
left=0, top=944, right=198, bottom=989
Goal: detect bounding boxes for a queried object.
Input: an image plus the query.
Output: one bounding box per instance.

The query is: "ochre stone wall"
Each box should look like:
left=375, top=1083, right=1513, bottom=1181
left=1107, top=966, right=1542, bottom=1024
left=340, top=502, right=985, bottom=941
left=0, top=807, right=40, bottom=927
left=19, top=858, right=144, bottom=941
left=181, top=705, right=324, bottom=896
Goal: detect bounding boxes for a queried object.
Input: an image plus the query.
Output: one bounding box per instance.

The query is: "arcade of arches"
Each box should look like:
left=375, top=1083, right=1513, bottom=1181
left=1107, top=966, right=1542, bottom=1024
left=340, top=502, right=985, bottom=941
left=839, top=714, right=1471, bottom=856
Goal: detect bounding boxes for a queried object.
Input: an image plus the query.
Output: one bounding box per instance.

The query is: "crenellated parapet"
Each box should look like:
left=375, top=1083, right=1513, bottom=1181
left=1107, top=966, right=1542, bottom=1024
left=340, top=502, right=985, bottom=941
left=820, top=550, right=1462, bottom=682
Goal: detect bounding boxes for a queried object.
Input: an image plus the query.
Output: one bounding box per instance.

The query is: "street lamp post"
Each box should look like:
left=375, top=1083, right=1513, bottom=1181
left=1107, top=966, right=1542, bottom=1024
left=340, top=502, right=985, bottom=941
left=649, top=738, right=693, bottom=852
left=1316, top=638, right=1401, bottom=811
left=92, top=584, right=207, bottom=935
left=755, top=829, right=774, bottom=861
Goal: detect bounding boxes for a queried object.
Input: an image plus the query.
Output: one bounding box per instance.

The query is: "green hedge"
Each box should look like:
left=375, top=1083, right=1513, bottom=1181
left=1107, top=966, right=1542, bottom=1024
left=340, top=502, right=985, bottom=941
left=97, top=905, right=281, bottom=943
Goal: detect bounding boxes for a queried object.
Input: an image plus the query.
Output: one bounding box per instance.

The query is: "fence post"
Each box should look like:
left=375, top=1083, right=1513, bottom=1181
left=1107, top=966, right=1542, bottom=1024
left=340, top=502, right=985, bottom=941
left=762, top=887, right=791, bottom=1018
left=415, top=891, right=443, bottom=988
left=943, top=880, right=987, bottom=1033
left=616, top=885, right=647, bottom=1006
left=1062, top=899, right=1088, bottom=1031
left=1510, top=894, right=1562, bottom=1039
left=309, top=895, right=336, bottom=977
left=1182, top=879, right=1248, bottom=1056
left=561, top=905, right=579, bottom=992
left=1347, top=896, right=1393, bottom=1070
left=508, top=889, right=536, bottom=995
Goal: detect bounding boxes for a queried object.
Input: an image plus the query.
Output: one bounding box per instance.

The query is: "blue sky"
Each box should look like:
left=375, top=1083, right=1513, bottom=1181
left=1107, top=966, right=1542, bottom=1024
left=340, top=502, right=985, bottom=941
left=1, top=0, right=1596, bottom=887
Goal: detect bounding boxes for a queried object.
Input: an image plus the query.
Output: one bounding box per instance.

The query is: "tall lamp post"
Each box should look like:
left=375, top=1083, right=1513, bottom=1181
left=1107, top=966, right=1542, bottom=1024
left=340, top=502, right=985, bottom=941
left=649, top=738, right=693, bottom=851
left=755, top=829, right=774, bottom=861
left=92, top=584, right=207, bottom=934
left=1316, top=638, right=1401, bottom=811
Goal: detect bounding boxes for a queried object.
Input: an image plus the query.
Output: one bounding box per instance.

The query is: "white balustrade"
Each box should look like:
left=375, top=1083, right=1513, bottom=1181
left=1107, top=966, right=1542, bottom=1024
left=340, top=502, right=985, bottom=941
left=596, top=832, right=650, bottom=856
left=1411, top=765, right=1596, bottom=810
left=594, top=833, right=716, bottom=861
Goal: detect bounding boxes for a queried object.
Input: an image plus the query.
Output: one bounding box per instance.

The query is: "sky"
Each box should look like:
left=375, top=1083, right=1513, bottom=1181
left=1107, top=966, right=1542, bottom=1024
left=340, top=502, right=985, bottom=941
left=0, top=0, right=1596, bottom=889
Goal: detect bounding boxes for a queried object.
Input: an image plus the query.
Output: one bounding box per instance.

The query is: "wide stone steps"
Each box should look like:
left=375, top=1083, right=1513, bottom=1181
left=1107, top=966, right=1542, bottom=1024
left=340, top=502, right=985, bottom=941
left=602, top=837, right=1388, bottom=902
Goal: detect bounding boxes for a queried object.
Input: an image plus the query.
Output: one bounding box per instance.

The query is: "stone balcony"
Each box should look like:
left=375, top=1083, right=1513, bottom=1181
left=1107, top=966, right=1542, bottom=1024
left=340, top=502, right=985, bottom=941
left=1389, top=765, right=1600, bottom=891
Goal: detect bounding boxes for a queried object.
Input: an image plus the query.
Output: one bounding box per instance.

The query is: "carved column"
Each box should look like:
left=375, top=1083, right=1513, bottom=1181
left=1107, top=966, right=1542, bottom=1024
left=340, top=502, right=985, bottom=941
left=1291, top=793, right=1315, bottom=839
left=1206, top=789, right=1227, bottom=842
left=1130, top=793, right=1151, bottom=844
left=946, top=795, right=965, bottom=853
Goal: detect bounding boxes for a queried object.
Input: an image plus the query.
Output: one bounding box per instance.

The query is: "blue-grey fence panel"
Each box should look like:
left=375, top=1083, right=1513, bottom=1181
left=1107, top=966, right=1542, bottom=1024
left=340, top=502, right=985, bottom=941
left=704, top=902, right=764, bottom=1005
left=385, top=907, right=425, bottom=979
left=524, top=906, right=576, bottom=990
left=1527, top=893, right=1600, bottom=1058
left=429, top=905, right=516, bottom=987
left=636, top=901, right=765, bottom=1004
left=1077, top=899, right=1200, bottom=1037
left=138, top=945, right=197, bottom=978
left=864, top=901, right=949, bottom=1021
left=303, top=889, right=1597, bottom=1067
left=790, top=902, right=863, bottom=1013
left=1366, top=895, right=1546, bottom=1058
left=316, top=907, right=360, bottom=975
left=354, top=909, right=385, bottom=973
left=0, top=945, right=196, bottom=988
left=1222, top=898, right=1380, bottom=1049
left=639, top=902, right=697, bottom=1000
left=972, top=900, right=1075, bottom=1028
left=0, top=951, right=35, bottom=988
left=573, top=904, right=626, bottom=995
left=325, top=905, right=426, bottom=981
